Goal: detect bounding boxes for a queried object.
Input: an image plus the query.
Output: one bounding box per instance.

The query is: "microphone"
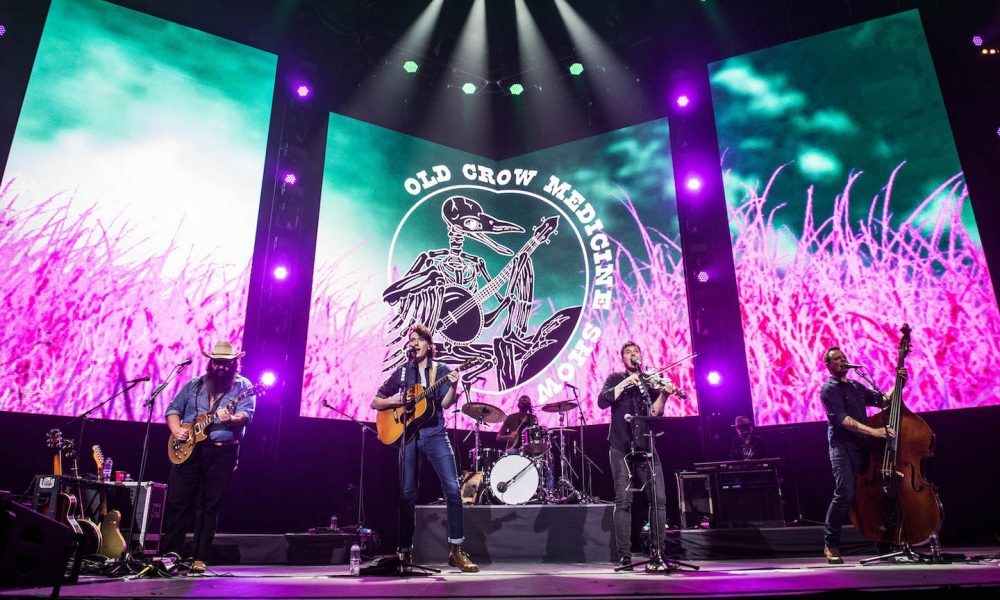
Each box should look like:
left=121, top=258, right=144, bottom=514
left=126, top=376, right=150, bottom=384
left=564, top=382, right=579, bottom=390
left=630, top=356, right=641, bottom=368
left=844, top=363, right=863, bottom=369
left=178, top=358, right=193, bottom=367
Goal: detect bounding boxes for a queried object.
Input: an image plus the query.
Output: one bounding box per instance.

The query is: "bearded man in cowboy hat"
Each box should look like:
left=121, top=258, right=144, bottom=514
left=161, top=340, right=256, bottom=573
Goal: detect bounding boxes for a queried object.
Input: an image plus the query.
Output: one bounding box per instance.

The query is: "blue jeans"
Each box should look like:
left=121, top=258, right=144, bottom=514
left=824, top=443, right=866, bottom=548
left=399, top=429, right=464, bottom=548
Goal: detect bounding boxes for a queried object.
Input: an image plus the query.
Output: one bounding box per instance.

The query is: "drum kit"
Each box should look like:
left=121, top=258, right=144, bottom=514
left=459, top=399, right=589, bottom=505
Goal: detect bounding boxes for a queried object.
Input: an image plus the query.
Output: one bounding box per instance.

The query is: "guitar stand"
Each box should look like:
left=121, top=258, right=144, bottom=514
left=860, top=533, right=947, bottom=565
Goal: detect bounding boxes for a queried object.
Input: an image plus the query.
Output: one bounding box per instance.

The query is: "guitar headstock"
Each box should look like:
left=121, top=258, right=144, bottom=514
left=92, top=445, right=105, bottom=479
left=532, top=216, right=560, bottom=245
left=458, top=358, right=483, bottom=371
left=46, top=429, right=63, bottom=450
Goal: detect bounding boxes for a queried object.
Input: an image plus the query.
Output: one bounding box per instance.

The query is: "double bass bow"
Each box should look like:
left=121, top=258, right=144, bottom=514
left=850, top=323, right=943, bottom=550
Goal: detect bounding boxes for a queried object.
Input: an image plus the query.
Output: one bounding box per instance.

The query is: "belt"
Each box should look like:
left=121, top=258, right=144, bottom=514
left=211, top=440, right=240, bottom=447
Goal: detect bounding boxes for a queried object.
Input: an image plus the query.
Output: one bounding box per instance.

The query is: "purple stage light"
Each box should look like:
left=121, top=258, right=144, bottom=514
left=283, top=173, right=297, bottom=185
left=707, top=371, right=722, bottom=385
left=273, top=265, right=289, bottom=280
left=0, top=24, right=7, bottom=37
left=685, top=176, right=703, bottom=192
left=261, top=371, right=277, bottom=386
left=972, top=35, right=984, bottom=47
left=296, top=84, right=310, bottom=98
left=676, top=94, right=690, bottom=108
left=696, top=270, right=710, bottom=283
left=996, top=126, right=1000, bottom=137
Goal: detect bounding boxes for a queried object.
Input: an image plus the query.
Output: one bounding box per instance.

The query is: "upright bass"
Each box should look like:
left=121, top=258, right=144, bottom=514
left=850, top=323, right=943, bottom=547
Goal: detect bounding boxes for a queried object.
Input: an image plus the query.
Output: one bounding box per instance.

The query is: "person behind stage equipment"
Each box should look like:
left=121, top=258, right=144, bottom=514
left=372, top=323, right=479, bottom=572
left=729, top=415, right=770, bottom=461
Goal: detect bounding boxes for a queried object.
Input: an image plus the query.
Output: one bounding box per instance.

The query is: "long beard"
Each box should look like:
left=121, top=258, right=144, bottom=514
left=206, top=368, right=237, bottom=392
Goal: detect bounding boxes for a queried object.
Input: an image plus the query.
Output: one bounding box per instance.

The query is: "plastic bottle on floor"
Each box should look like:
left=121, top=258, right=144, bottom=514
left=349, top=542, right=361, bottom=576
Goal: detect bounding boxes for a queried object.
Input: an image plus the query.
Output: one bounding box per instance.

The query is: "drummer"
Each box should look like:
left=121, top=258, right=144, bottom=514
left=497, top=395, right=538, bottom=454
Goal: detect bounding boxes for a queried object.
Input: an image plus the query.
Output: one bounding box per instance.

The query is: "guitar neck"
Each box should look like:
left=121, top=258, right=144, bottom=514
left=472, top=238, right=542, bottom=304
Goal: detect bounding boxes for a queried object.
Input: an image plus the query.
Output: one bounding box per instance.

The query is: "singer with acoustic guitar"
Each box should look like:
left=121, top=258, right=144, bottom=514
left=372, top=323, right=479, bottom=573
left=161, top=341, right=256, bottom=574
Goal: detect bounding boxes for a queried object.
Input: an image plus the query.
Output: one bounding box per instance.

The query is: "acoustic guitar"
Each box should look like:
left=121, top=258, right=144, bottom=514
left=44, top=429, right=83, bottom=538
left=376, top=358, right=481, bottom=446
left=92, top=445, right=127, bottom=559
left=167, top=383, right=265, bottom=465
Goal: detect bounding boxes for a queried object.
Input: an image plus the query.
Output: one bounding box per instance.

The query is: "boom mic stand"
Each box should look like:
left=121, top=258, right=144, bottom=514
left=116, top=359, right=190, bottom=577
left=322, top=401, right=377, bottom=557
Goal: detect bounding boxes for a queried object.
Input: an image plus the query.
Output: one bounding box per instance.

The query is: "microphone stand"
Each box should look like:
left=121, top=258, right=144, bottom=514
left=322, top=400, right=377, bottom=556
left=117, top=360, right=189, bottom=576
left=67, top=379, right=145, bottom=468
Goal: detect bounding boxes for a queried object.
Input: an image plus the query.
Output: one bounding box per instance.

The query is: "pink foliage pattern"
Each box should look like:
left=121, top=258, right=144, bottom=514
left=0, top=181, right=250, bottom=421
left=729, top=164, right=1000, bottom=425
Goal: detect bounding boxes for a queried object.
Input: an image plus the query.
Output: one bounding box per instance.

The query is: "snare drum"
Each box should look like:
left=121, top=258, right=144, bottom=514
left=469, top=447, right=501, bottom=473
left=520, top=425, right=550, bottom=456
left=489, top=454, right=541, bottom=505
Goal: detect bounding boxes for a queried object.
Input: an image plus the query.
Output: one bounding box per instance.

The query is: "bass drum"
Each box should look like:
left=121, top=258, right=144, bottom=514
left=488, top=454, right=541, bottom=505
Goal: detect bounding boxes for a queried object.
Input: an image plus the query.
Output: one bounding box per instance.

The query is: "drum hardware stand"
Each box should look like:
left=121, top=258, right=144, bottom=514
left=322, top=401, right=379, bottom=557
left=615, top=366, right=698, bottom=574
left=552, top=411, right=582, bottom=502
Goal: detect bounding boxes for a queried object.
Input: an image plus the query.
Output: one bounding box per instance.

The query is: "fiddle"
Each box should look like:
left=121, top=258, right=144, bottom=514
left=622, top=370, right=687, bottom=399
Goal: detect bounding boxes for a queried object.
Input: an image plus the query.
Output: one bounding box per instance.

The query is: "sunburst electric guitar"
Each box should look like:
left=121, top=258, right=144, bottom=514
left=167, top=383, right=265, bottom=465
left=92, top=445, right=127, bottom=558
left=376, top=358, right=481, bottom=446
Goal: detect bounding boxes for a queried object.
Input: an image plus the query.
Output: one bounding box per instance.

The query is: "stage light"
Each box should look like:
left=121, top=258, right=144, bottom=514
left=991, top=48, right=998, bottom=55
left=283, top=173, right=297, bottom=185
left=972, top=35, right=984, bottom=47
left=0, top=24, right=6, bottom=37
left=295, top=84, right=310, bottom=98
left=685, top=176, right=703, bottom=192
left=676, top=94, right=690, bottom=107
left=403, top=60, right=419, bottom=73
left=996, top=126, right=1000, bottom=137
left=462, top=82, right=477, bottom=94
left=509, top=83, right=524, bottom=95
left=569, top=62, right=584, bottom=76
left=273, top=265, right=289, bottom=280
left=696, top=270, right=709, bottom=283
left=261, top=371, right=277, bottom=386
left=707, top=371, right=722, bottom=385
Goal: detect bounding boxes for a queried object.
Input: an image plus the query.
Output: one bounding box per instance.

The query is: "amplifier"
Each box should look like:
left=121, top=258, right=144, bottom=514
left=676, top=471, right=713, bottom=528
left=714, top=469, right=784, bottom=528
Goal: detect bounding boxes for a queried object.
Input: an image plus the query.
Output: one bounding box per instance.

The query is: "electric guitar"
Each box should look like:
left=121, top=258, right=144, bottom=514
left=92, top=445, right=127, bottom=559
left=438, top=216, right=559, bottom=343
left=376, top=358, right=481, bottom=446
left=167, top=383, right=265, bottom=465
left=44, top=430, right=83, bottom=538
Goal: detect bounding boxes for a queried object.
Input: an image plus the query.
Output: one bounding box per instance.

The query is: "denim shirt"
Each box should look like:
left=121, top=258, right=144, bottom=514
left=376, top=361, right=452, bottom=437
left=165, top=375, right=256, bottom=442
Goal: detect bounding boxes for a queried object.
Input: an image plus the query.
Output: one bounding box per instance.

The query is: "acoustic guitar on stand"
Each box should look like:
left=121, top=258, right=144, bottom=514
left=167, top=383, right=265, bottom=465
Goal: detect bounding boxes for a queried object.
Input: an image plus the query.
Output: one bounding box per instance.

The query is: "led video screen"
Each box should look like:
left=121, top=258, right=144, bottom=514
left=710, top=10, right=1000, bottom=424
left=0, top=0, right=277, bottom=419
left=305, top=113, right=696, bottom=427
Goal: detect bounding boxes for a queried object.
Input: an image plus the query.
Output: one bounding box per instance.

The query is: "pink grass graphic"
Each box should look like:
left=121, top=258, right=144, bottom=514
left=0, top=180, right=249, bottom=421
left=302, top=190, right=698, bottom=428
left=728, top=164, right=1000, bottom=425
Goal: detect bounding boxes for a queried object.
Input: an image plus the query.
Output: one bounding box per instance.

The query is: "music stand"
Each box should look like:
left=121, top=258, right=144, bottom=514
left=321, top=400, right=378, bottom=557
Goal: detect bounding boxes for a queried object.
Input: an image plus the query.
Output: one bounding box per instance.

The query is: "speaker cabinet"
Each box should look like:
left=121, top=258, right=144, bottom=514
left=0, top=490, right=74, bottom=590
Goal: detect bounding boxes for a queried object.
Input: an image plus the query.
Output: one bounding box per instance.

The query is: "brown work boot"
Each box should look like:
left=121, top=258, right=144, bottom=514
left=190, top=559, right=207, bottom=574
left=824, top=545, right=844, bottom=564
left=448, top=543, right=479, bottom=572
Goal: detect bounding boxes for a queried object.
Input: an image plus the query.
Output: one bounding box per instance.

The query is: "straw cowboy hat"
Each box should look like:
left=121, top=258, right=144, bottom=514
left=732, top=415, right=753, bottom=429
left=202, top=341, right=245, bottom=360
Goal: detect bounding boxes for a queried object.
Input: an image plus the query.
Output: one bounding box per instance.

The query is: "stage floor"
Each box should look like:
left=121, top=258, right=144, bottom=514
left=4, top=549, right=998, bottom=598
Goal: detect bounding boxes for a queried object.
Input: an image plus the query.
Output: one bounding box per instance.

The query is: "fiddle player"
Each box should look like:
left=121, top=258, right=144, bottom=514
left=819, top=347, right=906, bottom=564
left=597, top=341, right=680, bottom=571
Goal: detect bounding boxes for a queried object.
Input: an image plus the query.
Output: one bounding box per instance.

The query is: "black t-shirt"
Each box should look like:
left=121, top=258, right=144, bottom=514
left=597, top=371, right=655, bottom=452
left=498, top=412, right=537, bottom=450
left=819, top=376, right=882, bottom=446
left=729, top=434, right=770, bottom=460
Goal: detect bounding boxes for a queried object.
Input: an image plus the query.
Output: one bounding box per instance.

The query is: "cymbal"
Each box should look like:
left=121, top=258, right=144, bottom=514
left=462, top=402, right=506, bottom=424
left=548, top=427, right=578, bottom=434
left=540, top=400, right=578, bottom=413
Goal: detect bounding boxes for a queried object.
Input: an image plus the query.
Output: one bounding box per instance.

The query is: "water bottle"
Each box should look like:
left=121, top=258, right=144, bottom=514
left=349, top=543, right=361, bottom=576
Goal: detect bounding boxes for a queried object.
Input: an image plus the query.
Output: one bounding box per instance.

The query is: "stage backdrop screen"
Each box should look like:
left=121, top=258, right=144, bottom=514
left=0, top=0, right=277, bottom=420
left=710, top=10, right=1000, bottom=425
left=305, top=113, right=696, bottom=428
